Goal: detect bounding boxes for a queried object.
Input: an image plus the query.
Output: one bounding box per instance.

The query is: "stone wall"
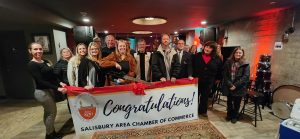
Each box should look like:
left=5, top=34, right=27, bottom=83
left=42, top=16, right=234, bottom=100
left=222, top=6, right=300, bottom=89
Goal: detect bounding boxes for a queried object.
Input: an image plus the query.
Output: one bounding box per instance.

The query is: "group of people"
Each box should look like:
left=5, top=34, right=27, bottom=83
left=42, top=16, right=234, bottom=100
left=27, top=33, right=250, bottom=139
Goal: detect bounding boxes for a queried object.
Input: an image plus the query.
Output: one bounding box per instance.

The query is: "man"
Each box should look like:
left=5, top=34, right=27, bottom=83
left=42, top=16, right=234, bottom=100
left=134, top=39, right=151, bottom=81
left=101, top=35, right=116, bottom=58
left=151, top=34, right=181, bottom=82
left=176, top=40, right=193, bottom=79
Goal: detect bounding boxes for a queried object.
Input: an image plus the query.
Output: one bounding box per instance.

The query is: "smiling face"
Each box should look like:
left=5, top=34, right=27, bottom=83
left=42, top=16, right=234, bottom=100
left=203, top=45, right=213, bottom=55
left=234, top=49, right=244, bottom=60
left=29, top=43, right=43, bottom=60
left=61, top=48, right=72, bottom=60
left=161, top=34, right=170, bottom=47
left=177, top=40, right=185, bottom=51
left=137, top=40, right=146, bottom=53
left=90, top=45, right=99, bottom=57
left=105, top=35, right=115, bottom=48
left=77, top=44, right=87, bottom=57
left=118, top=41, right=127, bottom=54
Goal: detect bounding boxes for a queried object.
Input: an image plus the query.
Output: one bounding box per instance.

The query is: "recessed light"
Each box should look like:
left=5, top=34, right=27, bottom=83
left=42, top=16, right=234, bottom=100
left=132, top=17, right=167, bottom=25
left=145, top=17, right=154, bottom=21
left=270, top=1, right=277, bottom=5
left=104, top=30, right=109, bottom=34
left=132, top=31, right=152, bottom=34
left=174, top=31, right=178, bottom=34
left=82, top=18, right=90, bottom=23
left=201, top=20, right=207, bottom=25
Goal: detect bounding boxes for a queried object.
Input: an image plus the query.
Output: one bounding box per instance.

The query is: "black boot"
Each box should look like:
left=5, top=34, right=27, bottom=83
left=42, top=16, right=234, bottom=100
left=45, top=131, right=62, bottom=139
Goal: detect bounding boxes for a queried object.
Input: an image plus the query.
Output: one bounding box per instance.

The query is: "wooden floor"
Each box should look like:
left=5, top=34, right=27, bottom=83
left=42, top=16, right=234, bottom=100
left=0, top=97, right=282, bottom=139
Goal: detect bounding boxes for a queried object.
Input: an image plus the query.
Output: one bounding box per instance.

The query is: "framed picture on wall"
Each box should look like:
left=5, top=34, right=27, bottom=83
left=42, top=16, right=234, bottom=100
left=32, top=33, right=51, bottom=54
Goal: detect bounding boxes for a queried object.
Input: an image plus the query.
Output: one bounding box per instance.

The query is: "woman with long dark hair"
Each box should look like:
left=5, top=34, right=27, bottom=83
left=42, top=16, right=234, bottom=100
left=27, top=42, right=67, bottom=139
left=222, top=47, right=250, bottom=124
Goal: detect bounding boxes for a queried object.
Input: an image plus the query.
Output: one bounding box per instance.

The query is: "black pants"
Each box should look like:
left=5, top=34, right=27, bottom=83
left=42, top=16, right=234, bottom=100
left=227, top=93, right=242, bottom=119
left=198, top=81, right=214, bottom=114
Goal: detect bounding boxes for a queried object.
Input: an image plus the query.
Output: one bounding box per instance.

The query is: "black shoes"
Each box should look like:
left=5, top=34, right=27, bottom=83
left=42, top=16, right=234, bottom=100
left=45, top=131, right=62, bottom=139
left=199, top=113, right=208, bottom=117
left=231, top=118, right=237, bottom=124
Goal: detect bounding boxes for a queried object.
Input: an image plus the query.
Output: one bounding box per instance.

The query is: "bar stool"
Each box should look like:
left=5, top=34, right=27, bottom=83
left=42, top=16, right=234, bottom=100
left=211, top=82, right=226, bottom=108
left=239, top=90, right=264, bottom=127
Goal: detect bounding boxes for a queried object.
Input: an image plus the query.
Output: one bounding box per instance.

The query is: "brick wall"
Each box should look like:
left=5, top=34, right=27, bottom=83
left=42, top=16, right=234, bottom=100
left=222, top=6, right=300, bottom=89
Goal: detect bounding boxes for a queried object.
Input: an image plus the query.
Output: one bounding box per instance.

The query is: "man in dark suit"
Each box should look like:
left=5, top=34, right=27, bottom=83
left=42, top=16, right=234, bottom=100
left=176, top=39, right=193, bottom=80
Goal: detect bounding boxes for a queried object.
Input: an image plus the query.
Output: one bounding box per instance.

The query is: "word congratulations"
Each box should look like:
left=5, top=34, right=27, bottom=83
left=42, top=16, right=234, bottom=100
left=103, top=92, right=195, bottom=119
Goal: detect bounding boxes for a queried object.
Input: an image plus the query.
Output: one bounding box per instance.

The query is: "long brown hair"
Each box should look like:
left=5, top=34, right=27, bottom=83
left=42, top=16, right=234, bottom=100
left=114, top=39, right=131, bottom=61
left=228, top=47, right=245, bottom=62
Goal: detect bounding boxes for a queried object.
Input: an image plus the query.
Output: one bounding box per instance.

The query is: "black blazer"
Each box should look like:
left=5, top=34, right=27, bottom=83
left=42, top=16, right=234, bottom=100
left=178, top=51, right=193, bottom=78
left=151, top=51, right=181, bottom=82
left=78, top=57, right=106, bottom=87
left=193, top=52, right=223, bottom=83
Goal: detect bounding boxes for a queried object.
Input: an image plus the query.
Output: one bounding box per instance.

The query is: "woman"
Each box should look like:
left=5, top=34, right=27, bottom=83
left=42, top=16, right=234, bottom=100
left=100, top=39, right=136, bottom=85
left=67, top=43, right=87, bottom=86
left=216, top=44, right=224, bottom=61
left=27, top=42, right=67, bottom=139
left=210, top=44, right=224, bottom=97
left=193, top=41, right=223, bottom=117
left=222, top=47, right=250, bottom=124
left=53, top=48, right=73, bottom=85
left=189, top=45, right=197, bottom=54
left=78, top=42, right=106, bottom=89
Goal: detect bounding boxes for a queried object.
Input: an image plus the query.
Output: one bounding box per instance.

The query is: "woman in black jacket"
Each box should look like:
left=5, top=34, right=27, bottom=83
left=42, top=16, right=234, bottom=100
left=222, top=47, right=250, bottom=124
left=27, top=42, right=67, bottom=139
left=193, top=41, right=222, bottom=117
left=53, top=48, right=73, bottom=85
left=78, top=42, right=106, bottom=88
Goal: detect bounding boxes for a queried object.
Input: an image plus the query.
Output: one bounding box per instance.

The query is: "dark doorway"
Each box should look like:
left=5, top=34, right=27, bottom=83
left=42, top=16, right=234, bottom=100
left=0, top=31, right=34, bottom=99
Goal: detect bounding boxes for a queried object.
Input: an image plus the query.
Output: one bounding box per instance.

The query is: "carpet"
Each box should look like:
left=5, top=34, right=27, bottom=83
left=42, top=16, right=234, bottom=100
left=92, top=119, right=225, bottom=139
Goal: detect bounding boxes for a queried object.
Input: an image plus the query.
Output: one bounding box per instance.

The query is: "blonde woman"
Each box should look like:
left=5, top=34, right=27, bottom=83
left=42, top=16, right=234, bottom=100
left=67, top=43, right=87, bottom=86
left=100, top=39, right=136, bottom=85
left=53, top=48, right=73, bottom=85
left=78, top=42, right=106, bottom=89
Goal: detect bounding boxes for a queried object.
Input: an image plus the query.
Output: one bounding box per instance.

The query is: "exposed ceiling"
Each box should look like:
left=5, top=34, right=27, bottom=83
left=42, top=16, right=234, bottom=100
left=0, top=0, right=299, bottom=33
